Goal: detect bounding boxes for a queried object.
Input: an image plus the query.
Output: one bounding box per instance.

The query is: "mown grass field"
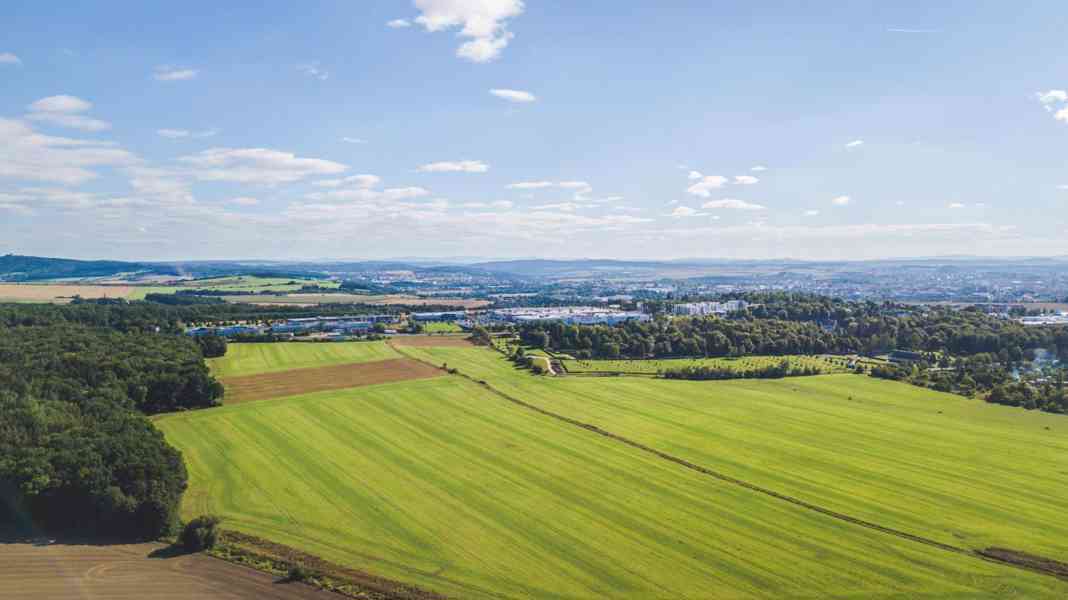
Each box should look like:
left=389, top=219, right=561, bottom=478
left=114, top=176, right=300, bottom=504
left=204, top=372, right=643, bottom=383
left=157, top=374, right=1068, bottom=599
left=419, top=322, right=464, bottom=333
left=207, top=341, right=399, bottom=378
left=561, top=354, right=847, bottom=375
left=399, top=346, right=1068, bottom=565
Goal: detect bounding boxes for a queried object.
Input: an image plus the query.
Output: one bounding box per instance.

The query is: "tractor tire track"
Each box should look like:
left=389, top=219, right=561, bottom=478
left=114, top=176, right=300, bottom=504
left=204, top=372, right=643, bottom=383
left=389, top=343, right=1068, bottom=584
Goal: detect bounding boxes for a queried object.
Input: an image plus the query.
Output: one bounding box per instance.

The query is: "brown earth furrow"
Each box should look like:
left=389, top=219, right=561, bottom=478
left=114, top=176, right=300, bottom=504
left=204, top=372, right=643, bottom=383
left=0, top=540, right=337, bottom=599
left=221, top=358, right=444, bottom=404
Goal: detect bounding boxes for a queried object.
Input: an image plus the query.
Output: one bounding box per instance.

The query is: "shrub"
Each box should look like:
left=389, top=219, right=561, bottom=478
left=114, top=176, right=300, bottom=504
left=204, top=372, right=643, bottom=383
left=285, top=564, right=314, bottom=582
left=180, top=515, right=221, bottom=552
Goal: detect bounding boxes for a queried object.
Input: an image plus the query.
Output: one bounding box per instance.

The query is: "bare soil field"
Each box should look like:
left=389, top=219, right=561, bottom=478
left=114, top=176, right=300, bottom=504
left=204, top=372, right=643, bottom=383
left=388, top=335, right=475, bottom=348
left=221, top=358, right=444, bottom=403
left=0, top=540, right=333, bottom=600
left=0, top=283, right=132, bottom=302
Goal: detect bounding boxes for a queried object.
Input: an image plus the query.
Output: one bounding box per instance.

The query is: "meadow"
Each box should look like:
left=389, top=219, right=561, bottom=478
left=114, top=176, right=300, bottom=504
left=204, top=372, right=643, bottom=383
left=419, top=321, right=464, bottom=333
left=157, top=375, right=1068, bottom=599
left=398, top=345, right=1068, bottom=563
left=207, top=341, right=400, bottom=378
left=155, top=340, right=1068, bottom=598
left=561, top=354, right=847, bottom=375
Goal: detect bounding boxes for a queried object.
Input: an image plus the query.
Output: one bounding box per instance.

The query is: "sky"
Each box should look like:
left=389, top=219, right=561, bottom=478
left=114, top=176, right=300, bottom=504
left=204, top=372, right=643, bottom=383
left=1, top=0, right=1066, bottom=262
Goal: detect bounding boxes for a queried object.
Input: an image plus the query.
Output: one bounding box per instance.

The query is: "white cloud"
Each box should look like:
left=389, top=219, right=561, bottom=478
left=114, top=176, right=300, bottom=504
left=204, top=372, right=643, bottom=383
left=687, top=170, right=703, bottom=180
left=312, top=174, right=382, bottom=188
left=462, top=200, right=513, bottom=209
left=0, top=52, right=21, bottom=65
left=506, top=181, right=553, bottom=189
left=948, top=202, right=966, bottom=209
left=413, top=0, right=524, bottom=63
left=533, top=202, right=585, bottom=212
left=686, top=175, right=729, bottom=197
left=702, top=198, right=766, bottom=211
left=734, top=175, right=759, bottom=185
left=1056, top=107, right=1068, bottom=123
left=305, top=186, right=431, bottom=203
left=157, top=128, right=218, bottom=139
left=845, top=140, right=864, bottom=148
left=832, top=195, right=852, bottom=206
left=230, top=197, right=260, bottom=206
left=1036, top=90, right=1068, bottom=107
left=153, top=66, right=198, bottom=81
left=489, top=88, right=536, bottom=102
left=387, top=19, right=412, bottom=28
left=298, top=62, right=329, bottom=81
left=886, top=28, right=941, bottom=34
left=558, top=180, right=591, bottom=190
left=28, top=95, right=90, bottom=113
left=670, top=206, right=698, bottom=218
left=27, top=113, right=110, bottom=132
left=804, top=209, right=820, bottom=216
left=25, top=96, right=110, bottom=131
left=418, top=160, right=489, bottom=173
left=0, top=118, right=137, bottom=185
left=341, top=137, right=367, bottom=144
left=751, top=165, right=767, bottom=172
left=179, top=148, right=348, bottom=184
left=1058, top=185, right=1068, bottom=190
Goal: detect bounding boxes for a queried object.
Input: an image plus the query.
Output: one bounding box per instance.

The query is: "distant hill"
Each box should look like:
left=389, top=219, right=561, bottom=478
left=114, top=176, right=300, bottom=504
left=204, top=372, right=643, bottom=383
left=0, top=254, right=175, bottom=282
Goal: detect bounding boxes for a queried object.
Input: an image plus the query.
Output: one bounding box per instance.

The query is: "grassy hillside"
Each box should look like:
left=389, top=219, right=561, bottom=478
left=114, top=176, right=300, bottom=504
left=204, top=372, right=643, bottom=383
left=398, top=346, right=1068, bottom=563
left=157, top=376, right=1068, bottom=599
left=208, top=341, right=399, bottom=378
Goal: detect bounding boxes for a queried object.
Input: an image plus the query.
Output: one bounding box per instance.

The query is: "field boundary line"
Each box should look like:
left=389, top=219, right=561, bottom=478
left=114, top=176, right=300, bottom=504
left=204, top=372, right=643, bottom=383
left=388, top=342, right=1068, bottom=584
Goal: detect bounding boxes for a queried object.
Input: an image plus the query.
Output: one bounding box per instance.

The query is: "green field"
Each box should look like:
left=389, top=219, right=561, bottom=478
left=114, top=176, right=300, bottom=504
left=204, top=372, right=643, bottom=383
left=158, top=375, right=1068, bottom=599
left=561, top=354, right=847, bottom=375
left=398, top=346, right=1068, bottom=562
left=420, top=321, right=464, bottom=333
left=158, top=343, right=1068, bottom=598
left=207, top=341, right=399, bottom=378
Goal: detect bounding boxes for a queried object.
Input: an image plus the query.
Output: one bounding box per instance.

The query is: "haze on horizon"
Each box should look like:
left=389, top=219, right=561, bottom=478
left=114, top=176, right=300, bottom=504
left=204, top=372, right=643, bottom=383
left=1, top=1, right=1066, bottom=262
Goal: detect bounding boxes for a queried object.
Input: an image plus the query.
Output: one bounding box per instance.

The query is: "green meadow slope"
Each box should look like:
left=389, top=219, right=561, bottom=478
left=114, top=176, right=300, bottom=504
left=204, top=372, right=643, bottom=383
left=207, top=341, right=399, bottom=378
left=398, top=346, right=1068, bottom=564
left=158, top=376, right=1068, bottom=599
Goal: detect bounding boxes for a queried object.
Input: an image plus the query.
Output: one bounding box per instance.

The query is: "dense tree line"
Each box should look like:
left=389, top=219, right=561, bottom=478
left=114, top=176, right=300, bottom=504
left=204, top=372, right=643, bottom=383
left=519, top=306, right=1068, bottom=362
left=0, top=314, right=226, bottom=540
left=0, top=298, right=462, bottom=334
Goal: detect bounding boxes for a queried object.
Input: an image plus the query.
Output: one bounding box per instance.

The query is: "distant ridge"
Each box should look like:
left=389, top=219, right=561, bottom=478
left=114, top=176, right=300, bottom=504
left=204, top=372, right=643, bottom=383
left=0, top=254, right=174, bottom=282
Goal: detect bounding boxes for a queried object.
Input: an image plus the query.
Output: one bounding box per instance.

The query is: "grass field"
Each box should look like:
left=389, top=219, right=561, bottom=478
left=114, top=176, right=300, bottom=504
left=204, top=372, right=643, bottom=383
left=562, top=355, right=847, bottom=375
left=207, top=341, right=400, bottom=378
left=420, top=322, right=464, bottom=333
left=398, top=346, right=1068, bottom=564
left=157, top=375, right=1068, bottom=599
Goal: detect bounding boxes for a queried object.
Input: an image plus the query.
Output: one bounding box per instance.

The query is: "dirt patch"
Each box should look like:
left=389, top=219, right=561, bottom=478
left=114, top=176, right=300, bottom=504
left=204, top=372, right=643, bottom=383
left=978, top=547, right=1068, bottom=580
left=0, top=539, right=332, bottom=599
left=389, top=335, right=475, bottom=348
left=222, top=358, right=444, bottom=404
left=219, top=531, right=446, bottom=599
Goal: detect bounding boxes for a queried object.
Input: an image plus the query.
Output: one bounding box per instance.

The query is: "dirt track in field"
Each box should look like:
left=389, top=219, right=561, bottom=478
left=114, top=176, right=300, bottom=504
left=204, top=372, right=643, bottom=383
left=222, top=359, right=444, bottom=404
left=388, top=335, right=474, bottom=348
left=0, top=540, right=335, bottom=599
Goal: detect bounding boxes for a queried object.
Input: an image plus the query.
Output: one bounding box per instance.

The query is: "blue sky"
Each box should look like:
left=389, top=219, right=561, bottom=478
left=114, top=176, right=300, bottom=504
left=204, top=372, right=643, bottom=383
left=1, top=1, right=1066, bottom=261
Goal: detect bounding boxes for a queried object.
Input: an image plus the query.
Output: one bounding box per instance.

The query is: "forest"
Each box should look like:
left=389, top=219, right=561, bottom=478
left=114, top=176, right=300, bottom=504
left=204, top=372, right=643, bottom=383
left=0, top=307, right=225, bottom=540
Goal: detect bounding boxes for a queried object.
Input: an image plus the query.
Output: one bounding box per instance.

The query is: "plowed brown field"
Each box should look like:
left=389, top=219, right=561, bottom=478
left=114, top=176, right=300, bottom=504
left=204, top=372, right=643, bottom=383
left=221, top=358, right=444, bottom=404
left=0, top=541, right=335, bottom=599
